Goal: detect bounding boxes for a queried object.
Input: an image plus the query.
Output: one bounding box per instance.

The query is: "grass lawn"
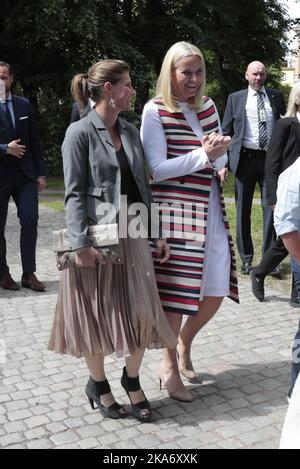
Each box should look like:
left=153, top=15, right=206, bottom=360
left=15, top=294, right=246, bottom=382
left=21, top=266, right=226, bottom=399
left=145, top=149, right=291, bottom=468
left=226, top=202, right=292, bottom=297
left=46, top=177, right=65, bottom=190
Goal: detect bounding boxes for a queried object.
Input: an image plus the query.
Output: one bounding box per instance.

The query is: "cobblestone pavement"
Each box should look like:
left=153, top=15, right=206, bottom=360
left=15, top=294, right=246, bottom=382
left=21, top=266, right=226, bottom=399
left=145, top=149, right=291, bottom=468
left=0, top=202, right=298, bottom=450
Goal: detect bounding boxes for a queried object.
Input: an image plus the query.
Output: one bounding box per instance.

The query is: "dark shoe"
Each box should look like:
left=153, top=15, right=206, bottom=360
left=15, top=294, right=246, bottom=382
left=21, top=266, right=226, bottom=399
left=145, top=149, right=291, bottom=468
left=250, top=270, right=265, bottom=302
left=21, top=273, right=45, bottom=292
left=85, top=376, right=127, bottom=419
left=121, top=367, right=152, bottom=422
left=241, top=262, right=252, bottom=275
left=0, top=272, right=19, bottom=290
left=268, top=265, right=282, bottom=279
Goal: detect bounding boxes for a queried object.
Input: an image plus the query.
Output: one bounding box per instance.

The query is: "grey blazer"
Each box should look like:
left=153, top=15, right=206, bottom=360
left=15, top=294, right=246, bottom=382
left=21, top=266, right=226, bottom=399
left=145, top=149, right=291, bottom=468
left=62, top=109, right=156, bottom=249
left=222, top=88, right=286, bottom=175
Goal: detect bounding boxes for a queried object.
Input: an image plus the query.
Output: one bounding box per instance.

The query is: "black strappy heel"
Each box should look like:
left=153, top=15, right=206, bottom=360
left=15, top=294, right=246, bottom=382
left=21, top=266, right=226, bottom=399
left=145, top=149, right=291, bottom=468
left=85, top=376, right=127, bottom=419
left=121, top=367, right=152, bottom=422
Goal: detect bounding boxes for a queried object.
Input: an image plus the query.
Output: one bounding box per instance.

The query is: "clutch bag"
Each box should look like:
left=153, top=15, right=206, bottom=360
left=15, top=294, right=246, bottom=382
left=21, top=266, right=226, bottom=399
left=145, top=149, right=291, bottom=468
left=52, top=223, right=122, bottom=270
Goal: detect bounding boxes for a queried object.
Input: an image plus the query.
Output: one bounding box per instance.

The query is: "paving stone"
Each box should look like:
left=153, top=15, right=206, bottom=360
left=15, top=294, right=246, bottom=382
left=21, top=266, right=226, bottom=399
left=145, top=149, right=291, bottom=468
left=50, top=431, right=79, bottom=446
left=26, top=438, right=53, bottom=449
left=0, top=203, right=298, bottom=449
left=77, top=438, right=99, bottom=449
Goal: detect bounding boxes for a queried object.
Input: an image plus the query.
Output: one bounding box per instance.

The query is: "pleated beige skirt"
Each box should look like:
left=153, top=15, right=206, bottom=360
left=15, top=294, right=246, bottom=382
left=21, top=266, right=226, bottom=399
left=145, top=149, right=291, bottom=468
left=48, top=237, right=177, bottom=358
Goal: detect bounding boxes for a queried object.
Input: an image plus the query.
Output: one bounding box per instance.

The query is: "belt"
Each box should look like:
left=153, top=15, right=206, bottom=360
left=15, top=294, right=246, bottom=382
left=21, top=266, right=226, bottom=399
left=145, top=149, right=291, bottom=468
left=241, top=147, right=266, bottom=156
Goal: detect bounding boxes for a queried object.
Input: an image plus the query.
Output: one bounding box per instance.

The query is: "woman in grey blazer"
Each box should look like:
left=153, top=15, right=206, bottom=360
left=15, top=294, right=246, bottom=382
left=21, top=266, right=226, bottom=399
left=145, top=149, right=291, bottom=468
left=48, top=60, right=176, bottom=422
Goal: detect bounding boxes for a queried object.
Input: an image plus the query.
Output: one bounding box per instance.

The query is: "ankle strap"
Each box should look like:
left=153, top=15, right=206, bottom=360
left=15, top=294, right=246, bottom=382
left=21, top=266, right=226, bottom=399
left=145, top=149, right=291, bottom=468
left=90, top=377, right=111, bottom=395
left=123, top=368, right=141, bottom=392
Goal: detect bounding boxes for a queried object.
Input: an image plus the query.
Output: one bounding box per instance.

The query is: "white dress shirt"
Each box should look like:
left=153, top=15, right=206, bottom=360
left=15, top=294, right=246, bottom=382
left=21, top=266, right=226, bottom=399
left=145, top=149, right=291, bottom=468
left=242, top=86, right=274, bottom=150
left=274, top=157, right=300, bottom=237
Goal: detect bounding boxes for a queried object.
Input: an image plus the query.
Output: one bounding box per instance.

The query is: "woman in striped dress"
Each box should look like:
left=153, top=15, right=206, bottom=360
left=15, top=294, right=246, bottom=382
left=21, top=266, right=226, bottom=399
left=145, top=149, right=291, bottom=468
left=141, top=42, right=239, bottom=402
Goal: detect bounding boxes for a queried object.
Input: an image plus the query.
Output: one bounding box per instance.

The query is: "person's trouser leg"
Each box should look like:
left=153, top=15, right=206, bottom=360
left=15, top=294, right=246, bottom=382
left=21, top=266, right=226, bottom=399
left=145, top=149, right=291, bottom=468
left=235, top=158, right=257, bottom=264
left=260, top=176, right=276, bottom=255
left=290, top=319, right=300, bottom=397
left=12, top=178, right=39, bottom=274
left=291, top=257, right=300, bottom=301
left=289, top=257, right=300, bottom=396
left=254, top=237, right=289, bottom=279
left=0, top=191, right=12, bottom=275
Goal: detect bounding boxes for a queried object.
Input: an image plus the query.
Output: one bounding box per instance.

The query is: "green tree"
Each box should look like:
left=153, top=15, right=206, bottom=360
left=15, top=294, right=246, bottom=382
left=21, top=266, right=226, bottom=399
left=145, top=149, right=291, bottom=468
left=0, top=0, right=292, bottom=174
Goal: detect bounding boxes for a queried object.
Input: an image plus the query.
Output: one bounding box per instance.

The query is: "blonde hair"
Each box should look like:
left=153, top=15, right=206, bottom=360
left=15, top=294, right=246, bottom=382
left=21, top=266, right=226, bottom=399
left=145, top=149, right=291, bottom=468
left=71, top=59, right=130, bottom=112
left=285, top=81, right=300, bottom=117
left=155, top=41, right=206, bottom=112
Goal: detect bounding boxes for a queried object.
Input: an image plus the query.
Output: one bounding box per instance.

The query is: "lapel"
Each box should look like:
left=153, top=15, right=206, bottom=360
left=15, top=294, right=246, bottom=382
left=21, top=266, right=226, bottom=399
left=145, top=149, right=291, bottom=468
left=118, top=119, right=135, bottom=171
left=239, top=89, right=248, bottom=114
left=265, top=88, right=277, bottom=119
left=0, top=99, right=15, bottom=136
left=291, top=117, right=300, bottom=152
left=11, top=95, right=19, bottom=135
left=89, top=108, right=116, bottom=154
left=89, top=109, right=135, bottom=172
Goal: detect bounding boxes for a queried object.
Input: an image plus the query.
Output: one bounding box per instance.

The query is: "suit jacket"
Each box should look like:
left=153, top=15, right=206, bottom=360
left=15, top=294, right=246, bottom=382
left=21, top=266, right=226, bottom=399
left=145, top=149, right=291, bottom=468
left=70, top=101, right=92, bottom=124
left=62, top=109, right=157, bottom=249
left=222, top=88, right=286, bottom=175
left=265, top=117, right=300, bottom=206
left=0, top=95, right=45, bottom=188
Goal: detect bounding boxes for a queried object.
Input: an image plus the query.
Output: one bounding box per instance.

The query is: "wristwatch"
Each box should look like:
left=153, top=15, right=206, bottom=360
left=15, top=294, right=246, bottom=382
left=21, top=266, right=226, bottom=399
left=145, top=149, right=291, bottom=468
left=6, top=145, right=12, bottom=155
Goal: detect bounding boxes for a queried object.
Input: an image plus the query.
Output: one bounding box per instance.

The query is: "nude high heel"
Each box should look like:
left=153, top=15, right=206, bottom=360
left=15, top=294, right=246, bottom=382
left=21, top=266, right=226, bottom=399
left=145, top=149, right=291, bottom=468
left=157, top=368, right=193, bottom=402
left=177, top=351, right=197, bottom=382
left=177, top=344, right=198, bottom=382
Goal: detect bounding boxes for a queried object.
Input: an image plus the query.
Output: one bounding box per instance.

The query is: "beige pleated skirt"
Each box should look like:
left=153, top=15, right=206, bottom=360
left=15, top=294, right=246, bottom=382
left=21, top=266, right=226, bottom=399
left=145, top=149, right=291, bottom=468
left=48, top=237, right=177, bottom=358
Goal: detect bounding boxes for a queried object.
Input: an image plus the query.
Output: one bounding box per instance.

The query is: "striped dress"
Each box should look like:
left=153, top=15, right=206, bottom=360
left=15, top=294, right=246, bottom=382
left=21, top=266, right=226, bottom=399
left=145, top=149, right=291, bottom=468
left=141, top=97, right=239, bottom=316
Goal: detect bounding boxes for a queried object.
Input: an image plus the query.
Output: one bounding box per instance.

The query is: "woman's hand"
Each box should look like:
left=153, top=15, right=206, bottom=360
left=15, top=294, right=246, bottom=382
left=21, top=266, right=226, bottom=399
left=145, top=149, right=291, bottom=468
left=75, top=246, right=105, bottom=268
left=218, top=167, right=229, bottom=184
left=202, top=133, right=231, bottom=162
left=155, top=239, right=171, bottom=264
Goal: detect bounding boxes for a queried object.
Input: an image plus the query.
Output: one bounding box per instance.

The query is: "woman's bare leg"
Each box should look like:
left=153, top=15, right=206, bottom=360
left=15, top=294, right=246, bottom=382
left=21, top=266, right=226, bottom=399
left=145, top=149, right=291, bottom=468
left=158, top=312, right=192, bottom=401
left=85, top=354, right=116, bottom=408
left=177, top=296, right=224, bottom=378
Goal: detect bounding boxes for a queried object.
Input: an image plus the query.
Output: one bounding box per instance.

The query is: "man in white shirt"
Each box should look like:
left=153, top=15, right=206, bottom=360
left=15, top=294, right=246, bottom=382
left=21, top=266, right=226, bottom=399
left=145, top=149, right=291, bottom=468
left=222, top=61, right=286, bottom=274
left=274, top=157, right=300, bottom=402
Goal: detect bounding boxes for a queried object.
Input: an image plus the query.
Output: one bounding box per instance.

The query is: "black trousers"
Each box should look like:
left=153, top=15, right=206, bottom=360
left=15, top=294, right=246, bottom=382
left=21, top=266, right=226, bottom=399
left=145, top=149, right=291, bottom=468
left=0, top=168, right=39, bottom=275
left=254, top=236, right=289, bottom=278
left=235, top=148, right=275, bottom=264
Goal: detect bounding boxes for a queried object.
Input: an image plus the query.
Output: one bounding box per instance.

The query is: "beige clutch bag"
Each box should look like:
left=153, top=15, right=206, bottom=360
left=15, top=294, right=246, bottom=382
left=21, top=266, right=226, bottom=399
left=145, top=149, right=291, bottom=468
left=52, top=224, right=122, bottom=270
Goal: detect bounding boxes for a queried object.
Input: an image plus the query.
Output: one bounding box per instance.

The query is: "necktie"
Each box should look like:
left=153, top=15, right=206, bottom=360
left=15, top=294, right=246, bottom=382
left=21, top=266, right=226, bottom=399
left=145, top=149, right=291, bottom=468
left=2, top=101, right=15, bottom=136
left=257, top=91, right=268, bottom=150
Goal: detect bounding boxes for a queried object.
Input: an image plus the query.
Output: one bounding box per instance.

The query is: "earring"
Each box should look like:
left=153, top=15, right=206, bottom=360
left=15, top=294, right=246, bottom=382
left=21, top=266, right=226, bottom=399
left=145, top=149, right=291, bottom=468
left=109, top=97, right=116, bottom=109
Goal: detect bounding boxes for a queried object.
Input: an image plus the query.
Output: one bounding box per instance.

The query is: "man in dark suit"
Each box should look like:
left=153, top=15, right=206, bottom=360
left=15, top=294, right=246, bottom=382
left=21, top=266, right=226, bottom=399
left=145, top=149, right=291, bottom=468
left=222, top=61, right=286, bottom=274
left=251, top=99, right=300, bottom=303
left=0, top=61, right=46, bottom=291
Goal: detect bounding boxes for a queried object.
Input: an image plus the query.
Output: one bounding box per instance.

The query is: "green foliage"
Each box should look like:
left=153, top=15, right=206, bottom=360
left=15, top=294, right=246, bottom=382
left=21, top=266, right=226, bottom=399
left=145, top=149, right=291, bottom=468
left=0, top=0, right=293, bottom=175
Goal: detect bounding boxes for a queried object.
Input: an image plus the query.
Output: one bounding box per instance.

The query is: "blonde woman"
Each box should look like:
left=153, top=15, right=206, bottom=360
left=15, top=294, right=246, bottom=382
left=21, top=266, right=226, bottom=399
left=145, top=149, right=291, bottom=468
left=48, top=60, right=177, bottom=422
left=141, top=42, right=239, bottom=401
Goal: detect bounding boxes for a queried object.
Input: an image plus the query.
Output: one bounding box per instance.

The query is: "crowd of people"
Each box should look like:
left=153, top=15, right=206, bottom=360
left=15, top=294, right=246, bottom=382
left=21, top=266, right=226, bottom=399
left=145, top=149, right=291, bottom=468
left=0, top=42, right=299, bottom=427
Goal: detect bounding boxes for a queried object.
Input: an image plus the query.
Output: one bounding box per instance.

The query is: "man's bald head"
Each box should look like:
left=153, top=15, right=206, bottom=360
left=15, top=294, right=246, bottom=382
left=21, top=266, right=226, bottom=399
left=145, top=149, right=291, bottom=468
left=245, top=61, right=267, bottom=91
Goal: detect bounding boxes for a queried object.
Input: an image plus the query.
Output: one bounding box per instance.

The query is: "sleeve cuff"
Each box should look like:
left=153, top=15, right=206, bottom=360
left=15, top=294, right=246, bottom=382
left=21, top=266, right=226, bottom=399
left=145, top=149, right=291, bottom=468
left=274, top=222, right=299, bottom=237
